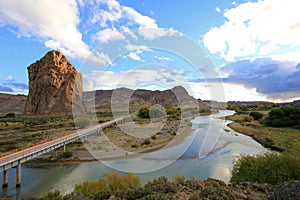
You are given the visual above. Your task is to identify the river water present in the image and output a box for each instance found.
[1,110,268,199]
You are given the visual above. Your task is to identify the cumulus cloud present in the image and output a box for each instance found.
[203,0,300,62]
[82,68,187,91]
[0,0,90,59]
[215,7,221,13]
[221,58,300,99]
[87,0,158,43]
[93,28,125,43]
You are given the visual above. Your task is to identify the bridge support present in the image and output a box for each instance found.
[16,164,21,187]
[2,170,8,188]
[63,144,66,152]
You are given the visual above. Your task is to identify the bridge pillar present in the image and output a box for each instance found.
[63,144,66,152]
[16,164,21,187]
[2,170,8,188]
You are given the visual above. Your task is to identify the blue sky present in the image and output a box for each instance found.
[0,0,299,102]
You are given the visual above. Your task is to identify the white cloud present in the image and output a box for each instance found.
[93,28,125,43]
[203,0,300,62]
[189,82,267,102]
[138,28,181,40]
[128,52,141,61]
[82,68,188,92]
[87,51,113,66]
[215,7,221,13]
[0,0,90,59]
[125,44,150,52]
[88,0,158,43]
[4,76,14,81]
[122,6,157,28]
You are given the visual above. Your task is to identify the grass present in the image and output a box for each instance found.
[0,112,113,154]
[226,113,300,155]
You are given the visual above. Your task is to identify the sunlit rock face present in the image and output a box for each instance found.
[24,50,83,115]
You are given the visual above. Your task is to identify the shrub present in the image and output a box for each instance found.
[60,151,73,158]
[250,111,263,120]
[74,173,140,196]
[41,189,61,200]
[143,176,176,195]
[4,112,16,118]
[74,179,106,196]
[231,153,300,185]
[74,117,90,128]
[173,174,185,183]
[142,138,151,145]
[243,115,253,122]
[137,108,150,118]
[151,135,157,140]
[264,105,300,127]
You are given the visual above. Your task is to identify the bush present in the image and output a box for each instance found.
[231,153,300,185]
[250,111,263,120]
[151,135,157,140]
[173,174,185,183]
[74,173,140,196]
[142,138,151,145]
[4,112,15,118]
[137,108,150,118]
[243,115,253,122]
[60,151,73,158]
[264,105,300,127]
[41,189,61,200]
[74,117,90,128]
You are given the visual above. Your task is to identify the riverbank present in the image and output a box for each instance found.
[225,113,300,155]
[24,110,215,167]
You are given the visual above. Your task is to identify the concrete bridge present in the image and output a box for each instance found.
[0,116,126,188]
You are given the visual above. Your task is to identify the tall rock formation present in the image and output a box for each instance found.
[24,50,84,115]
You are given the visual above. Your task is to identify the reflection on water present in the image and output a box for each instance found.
[1,110,267,199]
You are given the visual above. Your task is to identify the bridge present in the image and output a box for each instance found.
[0,116,126,188]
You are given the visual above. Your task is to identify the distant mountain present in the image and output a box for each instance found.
[0,93,27,114]
[227,101,275,107]
[0,86,210,115]
[83,86,210,113]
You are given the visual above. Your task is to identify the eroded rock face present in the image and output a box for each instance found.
[24,50,83,115]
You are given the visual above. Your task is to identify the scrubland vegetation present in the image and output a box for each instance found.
[227,104,300,185]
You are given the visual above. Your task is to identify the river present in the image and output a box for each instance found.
[1,110,268,199]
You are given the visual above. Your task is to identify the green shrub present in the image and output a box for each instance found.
[250,111,263,120]
[74,179,106,196]
[143,176,176,196]
[173,174,185,183]
[137,108,150,118]
[264,105,300,127]
[41,189,61,200]
[142,138,151,145]
[74,117,90,128]
[151,135,157,140]
[231,153,300,185]
[4,112,16,118]
[60,151,73,158]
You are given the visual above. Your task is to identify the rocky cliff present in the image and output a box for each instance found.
[24,50,84,115]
